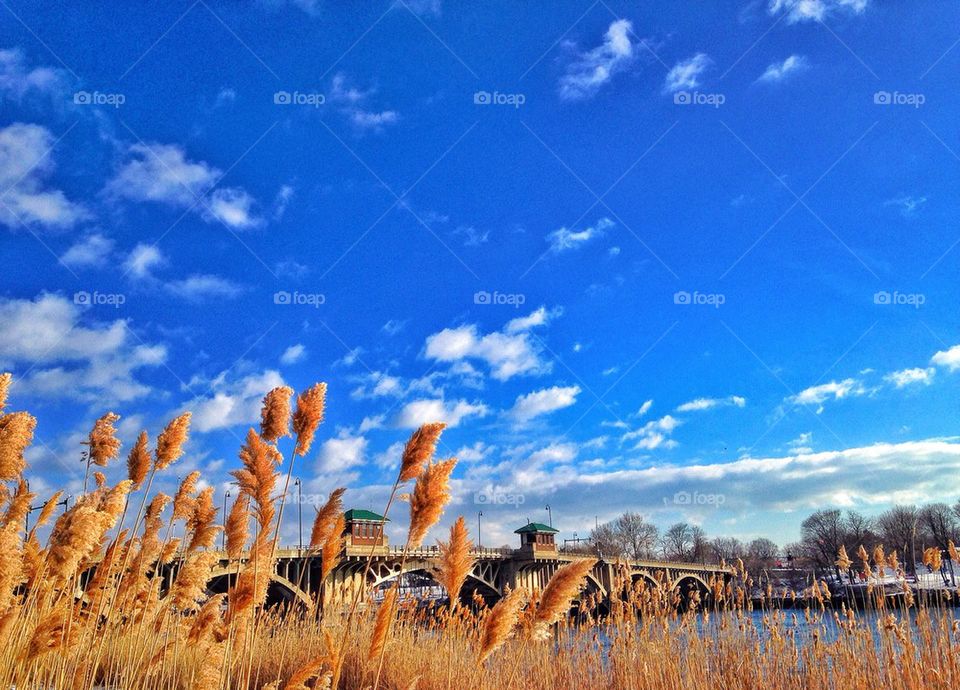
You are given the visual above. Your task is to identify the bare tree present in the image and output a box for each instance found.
[920,503,959,584]
[710,537,745,564]
[876,505,920,576]
[662,522,694,561]
[613,512,659,559]
[800,509,846,576]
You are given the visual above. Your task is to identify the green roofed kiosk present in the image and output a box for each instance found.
[343,509,389,547]
[515,522,559,555]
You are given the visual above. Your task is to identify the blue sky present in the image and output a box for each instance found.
[2,0,960,548]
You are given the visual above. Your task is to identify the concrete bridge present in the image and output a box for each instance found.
[194,544,734,610]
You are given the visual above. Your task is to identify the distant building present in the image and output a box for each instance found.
[515,522,558,555]
[343,509,388,547]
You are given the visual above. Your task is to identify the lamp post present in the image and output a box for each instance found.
[477,511,483,548]
[221,490,231,550]
[294,478,303,552]
[545,504,552,528]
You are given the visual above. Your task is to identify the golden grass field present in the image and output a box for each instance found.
[0,371,958,689]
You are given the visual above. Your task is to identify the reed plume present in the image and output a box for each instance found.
[186,486,220,551]
[155,412,191,470]
[478,587,526,664]
[0,372,11,412]
[232,429,281,529]
[225,494,251,558]
[170,551,217,611]
[127,430,151,488]
[0,411,35,480]
[399,423,445,483]
[407,458,457,549]
[434,515,475,606]
[309,487,345,549]
[530,559,597,641]
[835,545,852,571]
[172,470,201,522]
[86,412,121,467]
[261,385,294,442]
[292,383,326,456]
[320,513,345,581]
[368,587,398,663]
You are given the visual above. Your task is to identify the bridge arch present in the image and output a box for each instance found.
[206,568,314,610]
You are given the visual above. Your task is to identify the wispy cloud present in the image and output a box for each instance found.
[676,395,746,412]
[547,217,612,253]
[509,385,581,423]
[558,19,635,101]
[663,53,711,93]
[768,0,868,23]
[757,54,808,83]
[884,367,935,388]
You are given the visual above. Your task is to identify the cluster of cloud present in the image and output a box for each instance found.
[663,53,711,93]
[424,306,559,381]
[0,123,87,230]
[0,293,166,403]
[676,395,746,412]
[768,0,869,23]
[757,54,808,83]
[558,19,636,101]
[547,217,613,254]
[328,73,399,133]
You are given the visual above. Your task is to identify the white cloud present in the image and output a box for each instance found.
[61,233,113,268]
[123,244,166,278]
[885,195,927,218]
[0,48,67,101]
[192,369,286,432]
[931,345,960,372]
[165,274,242,301]
[663,53,711,93]
[351,371,404,399]
[757,54,808,83]
[402,0,442,16]
[392,398,489,429]
[316,433,367,473]
[527,442,578,466]
[328,73,399,132]
[505,306,559,333]
[510,385,581,422]
[425,310,556,381]
[676,395,746,412]
[884,367,935,388]
[547,217,612,253]
[635,400,654,417]
[107,142,262,229]
[280,344,305,365]
[788,378,868,413]
[622,415,681,451]
[382,319,406,336]
[768,0,868,23]
[0,123,87,230]
[559,19,635,101]
[456,441,493,463]
[0,293,166,403]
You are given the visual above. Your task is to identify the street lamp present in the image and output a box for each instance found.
[477,511,483,549]
[294,478,303,552]
[221,490,231,550]
[545,504,552,528]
